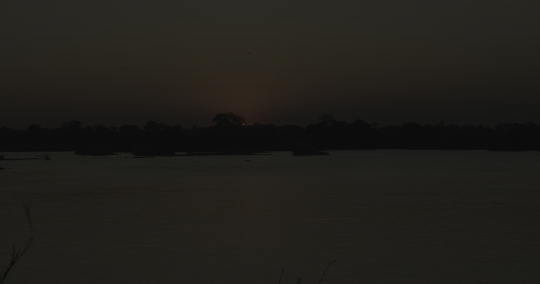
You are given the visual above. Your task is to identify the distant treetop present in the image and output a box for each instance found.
[212,112,246,127]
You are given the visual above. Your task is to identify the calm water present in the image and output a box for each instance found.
[1,150,539,283]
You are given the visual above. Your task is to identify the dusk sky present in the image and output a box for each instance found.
[1,0,539,128]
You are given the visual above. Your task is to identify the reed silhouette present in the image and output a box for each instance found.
[0,207,34,284]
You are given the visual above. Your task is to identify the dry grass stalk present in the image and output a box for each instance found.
[0,207,34,284]
[280,260,336,284]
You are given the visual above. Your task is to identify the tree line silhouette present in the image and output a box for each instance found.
[1,113,540,155]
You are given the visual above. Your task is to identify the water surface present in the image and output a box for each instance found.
[1,151,539,283]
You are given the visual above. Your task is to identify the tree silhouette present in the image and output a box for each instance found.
[2,116,540,153]
[212,112,246,127]
[61,120,82,132]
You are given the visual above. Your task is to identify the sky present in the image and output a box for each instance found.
[1,0,540,128]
